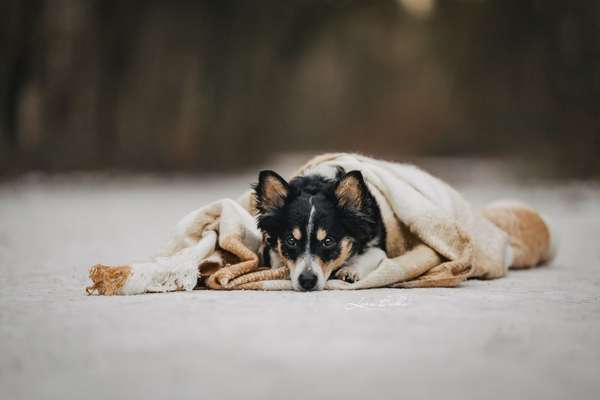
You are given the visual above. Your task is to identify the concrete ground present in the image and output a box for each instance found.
[1,160,599,400]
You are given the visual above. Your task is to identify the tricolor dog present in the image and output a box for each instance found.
[254,168,386,291]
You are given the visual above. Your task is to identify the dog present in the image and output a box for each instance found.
[253,168,387,291]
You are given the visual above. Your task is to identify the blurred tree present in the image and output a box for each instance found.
[1,0,599,177]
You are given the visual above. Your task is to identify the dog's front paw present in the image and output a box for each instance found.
[335,266,362,283]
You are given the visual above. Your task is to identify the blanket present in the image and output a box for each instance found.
[86,153,555,295]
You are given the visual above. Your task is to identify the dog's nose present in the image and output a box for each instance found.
[298,271,318,291]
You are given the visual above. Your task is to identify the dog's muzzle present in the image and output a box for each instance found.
[298,271,318,291]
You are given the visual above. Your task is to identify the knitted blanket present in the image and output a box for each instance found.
[86,153,555,295]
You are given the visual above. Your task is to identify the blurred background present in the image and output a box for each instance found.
[1,0,599,178]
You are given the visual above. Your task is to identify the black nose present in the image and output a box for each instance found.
[298,271,318,291]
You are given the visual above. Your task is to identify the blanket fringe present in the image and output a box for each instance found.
[86,264,132,295]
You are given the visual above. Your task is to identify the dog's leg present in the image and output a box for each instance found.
[335,247,386,283]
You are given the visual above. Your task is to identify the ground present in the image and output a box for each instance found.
[1,159,599,400]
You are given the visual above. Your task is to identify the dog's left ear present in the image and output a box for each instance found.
[254,170,290,214]
[334,170,367,212]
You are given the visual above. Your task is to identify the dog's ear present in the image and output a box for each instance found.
[334,170,367,212]
[254,170,289,214]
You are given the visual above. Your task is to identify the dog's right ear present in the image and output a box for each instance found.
[334,170,367,212]
[254,170,289,214]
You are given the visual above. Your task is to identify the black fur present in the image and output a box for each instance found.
[253,168,386,271]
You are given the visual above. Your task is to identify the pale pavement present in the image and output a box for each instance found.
[1,161,599,400]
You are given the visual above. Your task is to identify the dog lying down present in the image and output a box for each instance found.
[86,153,556,295]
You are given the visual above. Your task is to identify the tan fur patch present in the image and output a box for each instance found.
[315,239,353,278]
[292,227,302,240]
[316,228,327,241]
[335,176,362,209]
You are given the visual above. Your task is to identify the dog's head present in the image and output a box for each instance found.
[254,169,380,291]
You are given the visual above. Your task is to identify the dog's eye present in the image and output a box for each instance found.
[285,235,297,247]
[322,236,336,248]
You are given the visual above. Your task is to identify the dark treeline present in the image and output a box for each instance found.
[1,0,599,177]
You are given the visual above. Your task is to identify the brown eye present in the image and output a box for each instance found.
[286,234,297,247]
[322,236,336,248]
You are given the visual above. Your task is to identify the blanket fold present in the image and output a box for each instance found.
[86,153,555,295]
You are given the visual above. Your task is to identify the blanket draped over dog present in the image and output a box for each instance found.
[86,153,555,295]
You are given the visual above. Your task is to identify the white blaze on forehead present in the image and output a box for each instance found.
[306,197,316,254]
[299,198,318,273]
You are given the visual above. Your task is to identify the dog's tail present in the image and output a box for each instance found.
[482,201,557,269]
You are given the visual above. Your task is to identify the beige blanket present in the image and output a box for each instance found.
[86,153,555,295]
